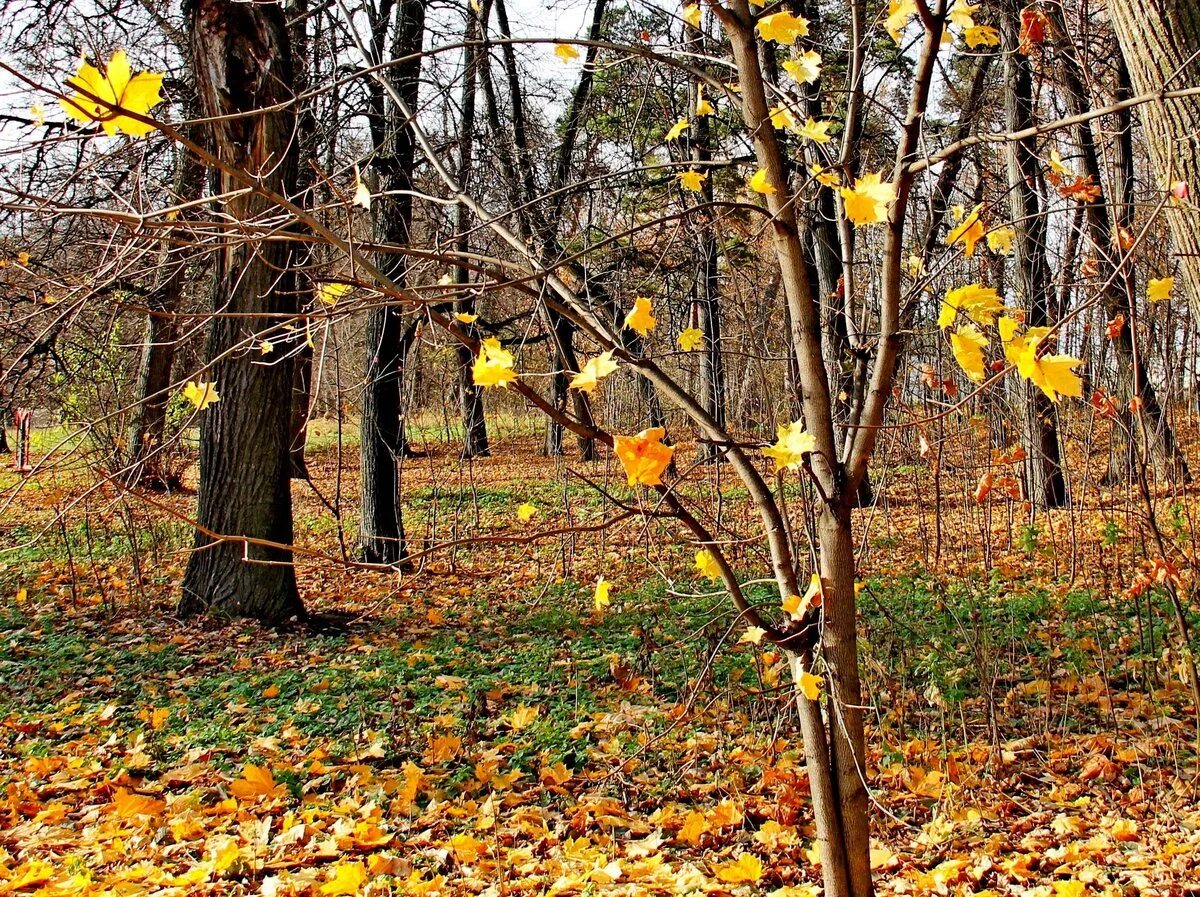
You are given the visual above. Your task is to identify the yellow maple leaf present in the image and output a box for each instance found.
[946,203,985,256]
[614,427,674,486]
[695,549,722,580]
[748,167,776,195]
[782,573,823,620]
[740,626,766,644]
[678,810,710,845]
[508,704,540,731]
[182,380,219,410]
[112,787,165,819]
[678,169,707,191]
[783,50,822,84]
[30,104,45,126]
[948,0,978,28]
[554,43,580,62]
[795,117,832,144]
[517,502,537,522]
[1016,338,1083,402]
[769,104,798,130]
[938,283,1003,329]
[810,163,840,187]
[714,853,764,883]
[950,324,988,383]
[320,861,368,896]
[318,282,351,306]
[840,172,896,226]
[678,327,704,350]
[569,350,619,392]
[964,24,1001,47]
[472,337,518,388]
[454,312,479,324]
[682,3,702,29]
[259,339,274,355]
[757,11,809,43]
[593,576,612,612]
[665,118,690,141]
[798,670,824,701]
[885,0,917,40]
[1147,276,1174,302]
[624,296,658,335]
[695,90,714,116]
[1053,882,1086,897]
[229,763,284,801]
[986,226,1014,255]
[761,420,815,472]
[449,833,486,864]
[61,51,163,137]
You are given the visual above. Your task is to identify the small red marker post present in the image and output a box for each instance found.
[12,409,33,473]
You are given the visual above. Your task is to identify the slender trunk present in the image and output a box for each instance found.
[289,0,316,479]
[179,0,303,623]
[360,0,425,565]
[1107,0,1200,320]
[1002,5,1068,508]
[454,0,491,459]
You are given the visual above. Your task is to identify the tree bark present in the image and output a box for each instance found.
[1002,5,1068,508]
[179,0,304,623]
[360,0,425,566]
[1108,0,1200,320]
[1050,19,1188,483]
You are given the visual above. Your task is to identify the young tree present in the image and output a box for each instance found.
[178,0,304,622]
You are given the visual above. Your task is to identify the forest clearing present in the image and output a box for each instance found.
[4,0,1200,894]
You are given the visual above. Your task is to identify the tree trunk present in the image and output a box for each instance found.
[454,0,491,459]
[179,0,304,623]
[360,0,425,566]
[1003,5,1068,508]
[1050,21,1188,482]
[124,121,204,488]
[1108,0,1200,320]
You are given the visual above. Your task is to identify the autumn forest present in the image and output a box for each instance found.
[2,0,1200,894]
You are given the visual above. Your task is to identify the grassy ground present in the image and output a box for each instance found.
[1,431,1198,895]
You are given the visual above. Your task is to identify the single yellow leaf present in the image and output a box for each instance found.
[946,203,985,256]
[695,548,722,580]
[614,427,674,486]
[569,350,619,392]
[795,117,832,144]
[761,420,815,472]
[840,172,896,226]
[352,166,371,210]
[986,226,1014,255]
[593,576,612,612]
[624,297,658,335]
[782,50,822,84]
[472,337,518,388]
[714,853,764,883]
[682,3,702,28]
[1147,276,1174,302]
[938,282,1003,329]
[182,380,219,410]
[885,0,918,40]
[508,704,539,731]
[964,24,1001,48]
[798,670,824,701]
[758,11,809,43]
[665,118,690,141]
[60,51,164,137]
[516,502,537,522]
[320,861,368,896]
[769,104,798,129]
[112,787,165,819]
[678,168,707,191]
[229,763,284,801]
[454,312,479,323]
[748,167,776,195]
[950,324,988,383]
[318,282,351,306]
[678,327,704,350]
[554,44,580,62]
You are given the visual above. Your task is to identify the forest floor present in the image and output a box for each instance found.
[1,431,1199,896]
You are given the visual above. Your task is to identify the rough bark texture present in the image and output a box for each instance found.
[1003,5,1068,509]
[360,0,425,565]
[1108,0,1200,320]
[178,0,304,623]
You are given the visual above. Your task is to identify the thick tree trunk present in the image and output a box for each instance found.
[1003,6,1068,508]
[179,0,304,623]
[1108,0,1200,320]
[360,0,425,565]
